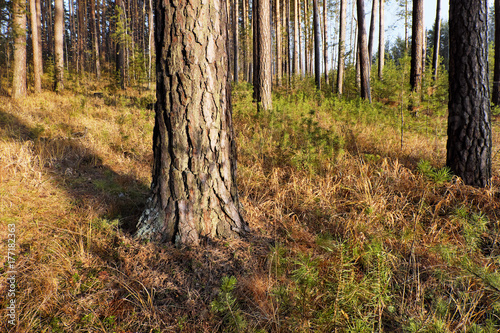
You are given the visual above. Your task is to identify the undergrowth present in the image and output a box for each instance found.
[1,76,500,332]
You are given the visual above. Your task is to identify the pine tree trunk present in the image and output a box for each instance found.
[233,0,239,83]
[447,0,491,187]
[136,0,248,246]
[36,0,43,75]
[148,0,153,89]
[410,0,423,94]
[54,0,64,91]
[90,0,101,80]
[298,0,302,76]
[378,0,385,79]
[12,0,27,98]
[252,0,260,101]
[322,0,328,84]
[337,0,346,95]
[276,0,282,86]
[258,0,272,110]
[293,0,299,77]
[492,0,500,105]
[368,0,378,63]
[313,0,321,89]
[357,0,371,102]
[30,0,41,93]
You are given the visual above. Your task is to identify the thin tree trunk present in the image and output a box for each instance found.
[54,0,64,91]
[30,0,41,93]
[313,0,321,88]
[91,0,101,79]
[337,0,346,95]
[492,0,500,106]
[322,0,328,84]
[410,0,424,94]
[148,0,154,89]
[432,0,442,82]
[12,0,27,98]
[234,0,239,83]
[257,0,272,110]
[293,0,299,77]
[357,0,371,102]
[304,0,309,76]
[378,0,385,79]
[447,0,491,187]
[368,0,378,63]
[35,0,43,76]
[298,0,302,76]
[253,0,260,101]
[276,0,282,85]
[136,0,248,246]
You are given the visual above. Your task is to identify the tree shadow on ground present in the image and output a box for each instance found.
[0,107,147,231]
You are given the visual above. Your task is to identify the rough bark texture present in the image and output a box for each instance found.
[30,0,41,93]
[492,0,500,105]
[252,0,260,101]
[378,0,384,79]
[12,0,27,98]
[410,0,423,93]
[136,0,248,246]
[447,0,492,187]
[313,0,321,89]
[337,0,346,95]
[257,0,272,110]
[90,0,101,79]
[322,0,327,84]
[54,0,64,91]
[357,0,371,102]
[36,0,43,75]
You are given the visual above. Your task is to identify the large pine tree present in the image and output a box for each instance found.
[447,0,492,187]
[136,0,248,245]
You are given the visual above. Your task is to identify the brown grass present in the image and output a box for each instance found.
[1,80,500,332]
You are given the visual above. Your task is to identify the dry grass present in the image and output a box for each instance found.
[1,79,500,332]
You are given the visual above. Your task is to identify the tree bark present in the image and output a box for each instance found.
[148,0,154,89]
[233,0,239,83]
[30,0,41,93]
[54,0,64,91]
[410,0,423,94]
[276,0,282,86]
[337,0,346,95]
[252,0,260,101]
[255,0,272,110]
[322,0,328,84]
[90,0,101,80]
[378,0,385,79]
[357,0,371,102]
[293,0,299,77]
[368,0,378,63]
[447,0,492,187]
[12,0,27,98]
[136,0,248,246]
[35,0,42,75]
[492,0,500,105]
[313,0,321,89]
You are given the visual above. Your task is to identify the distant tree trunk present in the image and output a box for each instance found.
[256,0,272,110]
[368,0,378,63]
[357,0,371,102]
[322,0,328,84]
[36,0,42,75]
[337,0,346,95]
[285,0,291,84]
[253,0,260,101]
[78,0,85,74]
[136,0,248,246]
[30,0,41,93]
[276,0,282,86]
[304,0,309,76]
[378,0,385,79]
[116,0,126,89]
[233,0,239,83]
[54,0,64,91]
[90,0,101,79]
[293,0,299,77]
[148,0,153,89]
[410,0,423,94]
[447,0,491,187]
[12,0,27,98]
[492,0,500,106]
[298,0,302,76]
[313,0,321,89]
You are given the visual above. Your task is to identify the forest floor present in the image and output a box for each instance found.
[2,78,500,332]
